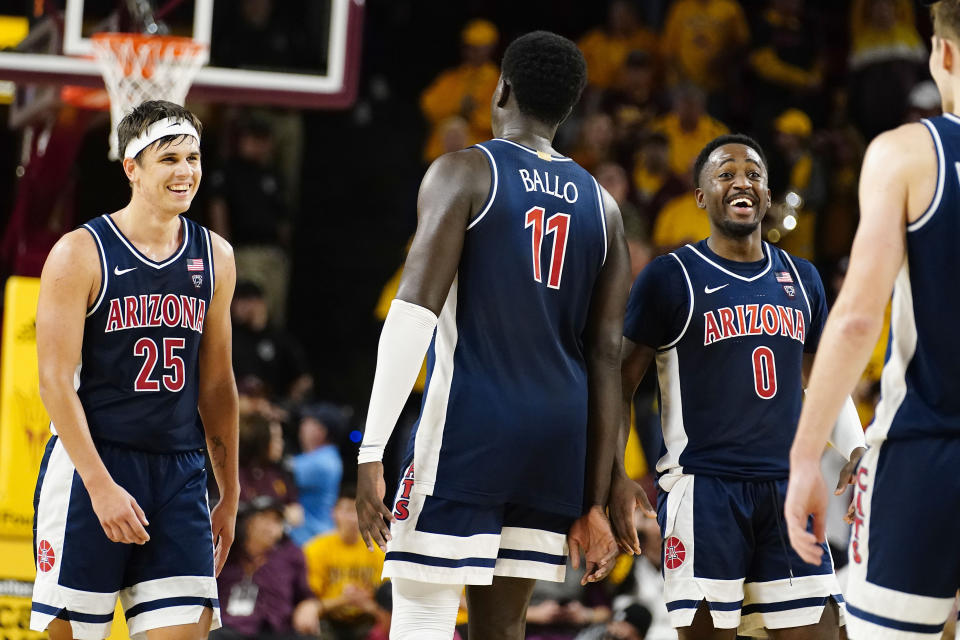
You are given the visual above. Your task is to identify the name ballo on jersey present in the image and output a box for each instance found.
[104,294,206,334]
[703,303,805,346]
[517,169,579,203]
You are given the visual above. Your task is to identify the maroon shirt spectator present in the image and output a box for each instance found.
[213,497,320,640]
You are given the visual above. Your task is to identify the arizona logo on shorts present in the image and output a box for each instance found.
[37,540,56,573]
[664,536,686,570]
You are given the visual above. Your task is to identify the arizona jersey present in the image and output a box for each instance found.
[406,138,608,517]
[625,240,827,484]
[870,114,960,444]
[71,214,215,452]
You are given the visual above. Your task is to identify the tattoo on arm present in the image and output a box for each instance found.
[209,435,227,470]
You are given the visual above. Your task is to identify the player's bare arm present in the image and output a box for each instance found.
[198,231,240,576]
[568,187,629,584]
[608,337,657,556]
[356,148,489,552]
[786,123,933,564]
[37,230,150,545]
[799,353,866,496]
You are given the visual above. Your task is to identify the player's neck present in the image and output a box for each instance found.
[112,203,183,253]
[496,119,558,155]
[706,233,764,262]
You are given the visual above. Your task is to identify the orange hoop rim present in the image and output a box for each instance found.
[90,32,207,55]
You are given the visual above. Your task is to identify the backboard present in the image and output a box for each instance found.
[0,0,364,111]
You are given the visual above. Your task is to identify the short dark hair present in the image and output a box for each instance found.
[693,134,768,189]
[117,99,203,162]
[932,1,960,41]
[501,31,586,126]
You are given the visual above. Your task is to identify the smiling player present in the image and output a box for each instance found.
[613,134,864,639]
[31,100,239,640]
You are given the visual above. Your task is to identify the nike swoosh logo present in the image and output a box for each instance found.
[114,266,137,276]
[704,284,729,294]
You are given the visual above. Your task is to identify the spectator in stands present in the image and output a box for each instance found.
[748,0,826,124]
[652,84,729,179]
[238,412,304,528]
[578,0,659,91]
[848,0,927,140]
[815,89,866,265]
[574,603,652,640]
[304,484,386,640]
[600,50,665,163]
[661,0,750,118]
[631,132,688,228]
[232,280,314,404]
[213,496,321,640]
[420,19,500,162]
[208,113,293,325]
[595,161,640,223]
[767,108,825,261]
[525,560,613,639]
[570,112,616,174]
[651,171,710,253]
[288,403,345,545]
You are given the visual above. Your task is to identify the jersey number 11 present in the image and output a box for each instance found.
[524,206,570,289]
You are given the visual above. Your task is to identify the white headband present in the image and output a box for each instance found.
[123,116,201,159]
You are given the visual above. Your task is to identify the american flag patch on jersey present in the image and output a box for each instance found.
[775,271,793,283]
[187,258,204,271]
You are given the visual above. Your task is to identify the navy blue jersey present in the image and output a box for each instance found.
[406,138,608,517]
[871,115,960,443]
[73,214,215,452]
[625,240,827,481]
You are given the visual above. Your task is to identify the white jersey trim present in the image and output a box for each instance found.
[492,138,572,161]
[82,224,109,317]
[779,250,812,319]
[101,214,190,269]
[467,145,499,230]
[867,262,916,444]
[592,177,608,266]
[661,253,694,350]
[654,348,689,480]
[685,242,773,282]
[908,120,945,233]
[203,227,215,295]
[412,275,460,495]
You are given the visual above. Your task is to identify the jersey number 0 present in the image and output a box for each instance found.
[524,206,570,289]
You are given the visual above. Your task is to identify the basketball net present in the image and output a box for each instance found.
[90,33,207,160]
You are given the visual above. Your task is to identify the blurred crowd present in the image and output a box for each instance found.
[196,0,938,638]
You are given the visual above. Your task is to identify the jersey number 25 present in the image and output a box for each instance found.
[134,337,186,392]
[524,206,570,289]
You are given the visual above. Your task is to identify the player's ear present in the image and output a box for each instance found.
[934,35,955,74]
[496,79,511,109]
[695,188,706,209]
[122,157,138,183]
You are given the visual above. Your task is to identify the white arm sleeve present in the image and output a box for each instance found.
[826,396,866,461]
[358,299,438,465]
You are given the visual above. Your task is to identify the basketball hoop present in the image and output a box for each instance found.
[89,32,206,159]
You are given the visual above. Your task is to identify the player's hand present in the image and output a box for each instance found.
[86,477,150,545]
[784,458,828,566]
[357,461,394,552]
[210,496,237,577]
[835,446,866,495]
[609,469,656,556]
[568,505,619,585]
